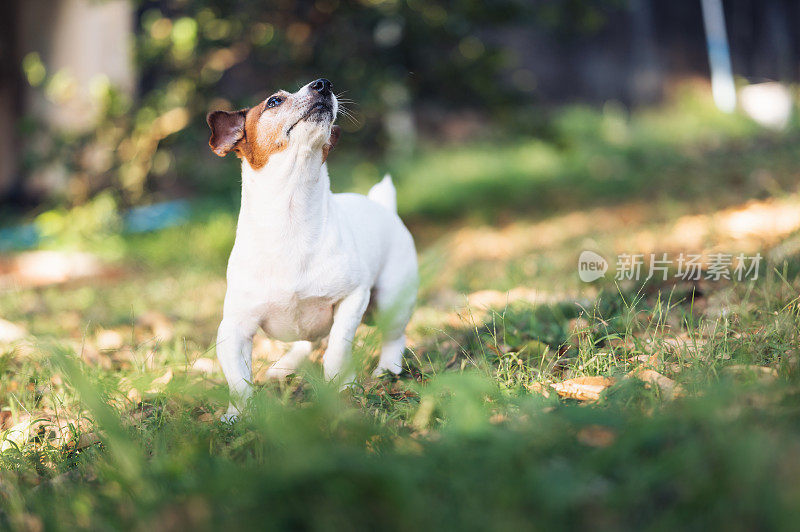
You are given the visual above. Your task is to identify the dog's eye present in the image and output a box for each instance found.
[266,96,284,109]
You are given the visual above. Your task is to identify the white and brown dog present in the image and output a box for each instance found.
[207,79,418,420]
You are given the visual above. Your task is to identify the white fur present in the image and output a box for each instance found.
[215,84,418,421]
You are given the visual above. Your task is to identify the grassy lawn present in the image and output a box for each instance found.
[2,91,800,530]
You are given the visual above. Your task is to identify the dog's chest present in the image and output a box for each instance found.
[230,250,358,342]
[259,294,336,342]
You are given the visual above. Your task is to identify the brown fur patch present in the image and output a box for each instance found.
[321,125,341,163]
[237,102,288,169]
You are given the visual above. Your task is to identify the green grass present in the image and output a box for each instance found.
[3,88,800,529]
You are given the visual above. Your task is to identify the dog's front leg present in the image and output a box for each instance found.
[323,287,371,383]
[216,318,257,421]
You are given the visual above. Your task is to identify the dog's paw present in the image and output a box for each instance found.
[335,374,358,392]
[220,405,240,424]
[372,365,402,378]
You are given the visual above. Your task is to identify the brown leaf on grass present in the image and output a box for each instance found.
[252,334,283,363]
[5,413,96,450]
[489,413,507,425]
[551,376,616,402]
[95,329,124,351]
[69,432,102,451]
[0,318,26,345]
[0,411,11,431]
[526,381,552,398]
[76,342,112,369]
[629,352,660,367]
[466,287,546,309]
[577,425,617,448]
[190,357,216,376]
[629,368,685,399]
[110,346,136,370]
[1,418,33,451]
[607,336,637,352]
[7,340,36,361]
[568,317,590,333]
[16,514,42,532]
[722,365,778,383]
[137,311,174,342]
[662,333,707,354]
[567,317,591,348]
[0,250,116,290]
[146,369,174,393]
[127,388,143,404]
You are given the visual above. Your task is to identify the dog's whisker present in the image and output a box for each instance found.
[337,108,361,125]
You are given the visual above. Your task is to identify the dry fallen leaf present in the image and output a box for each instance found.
[0,250,106,289]
[137,311,174,342]
[551,376,616,402]
[662,333,708,354]
[191,357,216,376]
[1,418,33,452]
[95,329,124,351]
[252,334,284,362]
[489,413,507,425]
[0,411,12,430]
[466,287,545,309]
[147,369,174,393]
[577,425,617,448]
[629,352,660,367]
[77,342,112,369]
[607,336,637,352]
[127,388,143,404]
[526,381,552,398]
[69,432,102,451]
[568,317,590,333]
[567,317,592,348]
[629,368,685,399]
[0,318,26,345]
[722,365,778,383]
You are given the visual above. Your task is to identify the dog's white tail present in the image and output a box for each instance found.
[367,174,397,213]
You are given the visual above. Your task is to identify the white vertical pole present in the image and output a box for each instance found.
[700,0,736,112]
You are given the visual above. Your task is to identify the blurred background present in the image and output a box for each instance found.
[2,0,800,316]
[2,0,800,218]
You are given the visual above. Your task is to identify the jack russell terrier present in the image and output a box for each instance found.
[207,78,418,420]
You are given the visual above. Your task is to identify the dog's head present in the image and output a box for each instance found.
[206,78,341,169]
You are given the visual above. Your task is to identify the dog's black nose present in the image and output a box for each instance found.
[311,78,332,96]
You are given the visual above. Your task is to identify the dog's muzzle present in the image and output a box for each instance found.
[306,78,334,121]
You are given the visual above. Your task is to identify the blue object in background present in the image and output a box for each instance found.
[0,199,192,252]
[0,224,40,252]
[123,200,190,234]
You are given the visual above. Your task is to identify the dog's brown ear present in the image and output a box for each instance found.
[207,109,248,157]
[322,125,341,163]
[329,125,341,150]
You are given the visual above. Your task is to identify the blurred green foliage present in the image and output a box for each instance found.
[18,0,632,210]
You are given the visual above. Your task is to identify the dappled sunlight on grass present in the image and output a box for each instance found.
[421,193,800,297]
